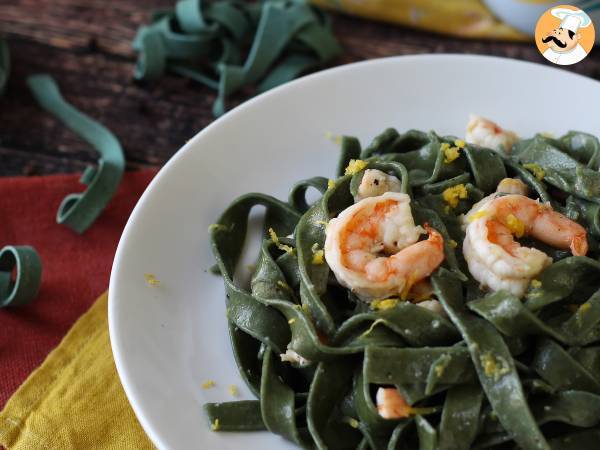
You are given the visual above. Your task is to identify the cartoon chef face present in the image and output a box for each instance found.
[542,26,581,53]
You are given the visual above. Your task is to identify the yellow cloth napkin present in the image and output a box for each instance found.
[313,0,529,40]
[0,292,154,450]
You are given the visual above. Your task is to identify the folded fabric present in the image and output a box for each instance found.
[313,0,529,40]
[0,170,155,408]
[0,292,154,449]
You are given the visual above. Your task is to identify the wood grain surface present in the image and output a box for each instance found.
[2,0,600,177]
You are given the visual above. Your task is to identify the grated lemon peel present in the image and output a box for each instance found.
[505,214,525,238]
[144,273,160,286]
[311,243,325,265]
[211,418,220,431]
[442,184,468,209]
[327,179,336,190]
[344,159,368,176]
[468,210,488,223]
[202,380,216,389]
[325,131,342,145]
[480,352,510,381]
[523,163,545,181]
[530,279,542,289]
[441,142,461,164]
[370,298,400,310]
[268,228,295,254]
[229,385,239,397]
[277,280,292,292]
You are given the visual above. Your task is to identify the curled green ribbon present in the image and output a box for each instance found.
[0,246,42,308]
[27,75,125,234]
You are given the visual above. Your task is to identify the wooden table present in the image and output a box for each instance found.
[2,0,600,177]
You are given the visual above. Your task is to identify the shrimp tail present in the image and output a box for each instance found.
[423,223,444,247]
[571,233,588,256]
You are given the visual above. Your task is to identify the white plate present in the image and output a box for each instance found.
[109,54,600,450]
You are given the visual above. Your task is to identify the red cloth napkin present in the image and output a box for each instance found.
[0,169,156,407]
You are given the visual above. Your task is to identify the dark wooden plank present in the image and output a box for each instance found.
[1,0,600,177]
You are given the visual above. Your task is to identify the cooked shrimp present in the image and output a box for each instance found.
[324,192,445,300]
[464,194,588,297]
[466,115,518,153]
[355,169,402,201]
[463,178,529,226]
[376,388,412,419]
[496,178,528,196]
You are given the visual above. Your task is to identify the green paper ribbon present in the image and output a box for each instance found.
[27,74,125,234]
[0,246,42,308]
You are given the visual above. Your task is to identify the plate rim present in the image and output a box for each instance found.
[108,53,599,449]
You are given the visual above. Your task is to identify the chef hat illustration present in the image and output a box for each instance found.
[551,7,592,33]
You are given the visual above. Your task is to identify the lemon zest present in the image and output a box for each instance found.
[288,318,296,324]
[506,214,525,238]
[277,280,292,292]
[211,418,220,431]
[468,210,488,223]
[441,142,461,164]
[327,179,336,190]
[228,385,239,397]
[370,298,400,310]
[530,279,542,289]
[202,380,216,389]
[344,159,368,176]
[449,239,458,249]
[311,243,325,265]
[268,227,294,254]
[144,273,160,286]
[325,131,342,145]
[454,139,466,148]
[480,352,510,381]
[442,184,468,209]
[523,163,545,181]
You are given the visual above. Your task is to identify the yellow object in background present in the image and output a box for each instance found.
[312,0,530,40]
[0,293,154,450]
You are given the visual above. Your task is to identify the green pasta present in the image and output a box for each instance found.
[27,75,125,234]
[133,0,340,117]
[207,127,600,449]
[0,245,42,308]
